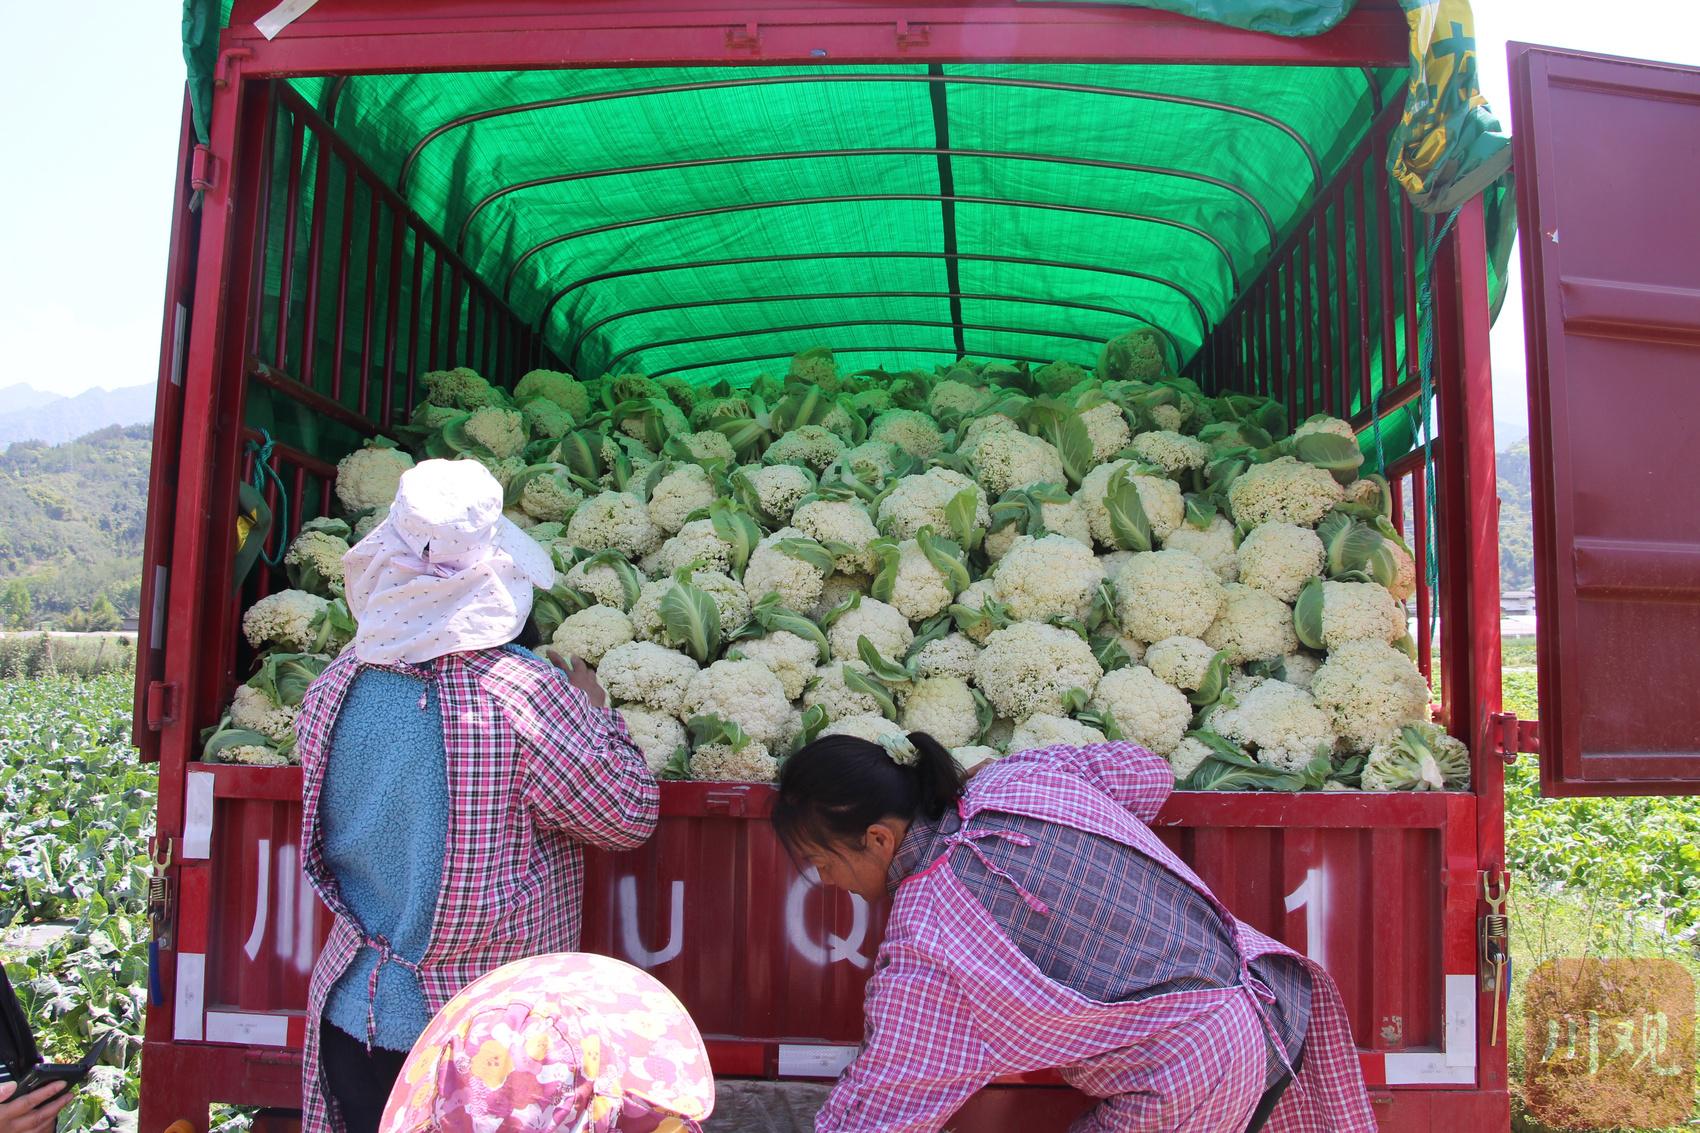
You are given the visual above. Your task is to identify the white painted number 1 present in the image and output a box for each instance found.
[1283,867,1328,969]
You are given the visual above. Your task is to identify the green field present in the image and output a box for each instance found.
[2,669,1696,1131]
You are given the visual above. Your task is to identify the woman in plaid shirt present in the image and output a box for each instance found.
[295,461,660,1133]
[774,731,1376,1133]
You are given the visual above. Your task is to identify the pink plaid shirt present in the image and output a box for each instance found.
[295,646,659,1133]
[816,742,1377,1133]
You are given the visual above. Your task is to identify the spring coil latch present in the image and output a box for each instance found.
[1479,868,1511,1045]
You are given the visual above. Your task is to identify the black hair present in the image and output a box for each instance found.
[772,730,964,857]
[513,617,544,650]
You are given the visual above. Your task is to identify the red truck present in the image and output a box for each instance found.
[130,3,1700,1129]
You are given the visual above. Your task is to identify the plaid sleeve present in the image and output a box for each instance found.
[1002,740,1174,822]
[500,658,660,849]
[815,937,994,1133]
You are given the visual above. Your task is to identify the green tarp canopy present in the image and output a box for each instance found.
[185,0,1511,475]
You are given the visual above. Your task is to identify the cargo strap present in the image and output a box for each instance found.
[246,430,291,568]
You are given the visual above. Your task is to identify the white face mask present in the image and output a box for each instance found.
[341,459,555,665]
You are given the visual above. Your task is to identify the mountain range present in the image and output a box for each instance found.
[0,383,156,446]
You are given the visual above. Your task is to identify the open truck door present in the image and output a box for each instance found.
[1510,43,1700,795]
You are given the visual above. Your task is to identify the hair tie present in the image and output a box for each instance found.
[878,732,919,767]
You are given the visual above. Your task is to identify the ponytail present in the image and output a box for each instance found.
[772,730,964,856]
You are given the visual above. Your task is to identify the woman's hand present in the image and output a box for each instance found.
[547,650,608,709]
[0,1081,73,1133]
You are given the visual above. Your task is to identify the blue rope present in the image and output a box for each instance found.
[1415,207,1462,629]
[247,429,290,567]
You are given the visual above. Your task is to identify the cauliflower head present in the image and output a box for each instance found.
[648,465,717,536]
[928,380,993,417]
[1080,402,1133,464]
[1130,430,1210,475]
[691,739,779,783]
[826,596,913,663]
[992,534,1105,623]
[742,528,829,613]
[679,431,736,463]
[551,605,634,666]
[1160,514,1239,584]
[617,707,687,774]
[1293,415,1357,443]
[1317,580,1406,649]
[877,469,988,542]
[1009,713,1106,754]
[1167,735,1215,782]
[974,622,1103,722]
[1077,461,1184,548]
[597,641,701,715]
[562,556,641,612]
[1089,665,1189,756]
[900,676,981,749]
[567,492,662,558]
[1144,636,1217,691]
[241,590,329,652]
[335,443,414,513]
[910,632,981,681]
[1362,721,1470,791]
[681,659,792,744]
[631,571,750,643]
[1227,457,1345,528]
[1208,679,1336,773]
[766,426,846,470]
[810,571,874,622]
[230,684,297,743]
[974,429,1065,499]
[839,442,899,485]
[1113,550,1225,642]
[1309,639,1431,751]
[734,629,820,700]
[421,366,503,410]
[884,539,956,622]
[792,500,880,575]
[1280,651,1322,691]
[520,398,575,441]
[745,464,814,523]
[285,530,349,589]
[654,519,736,577]
[464,406,527,460]
[1237,523,1324,602]
[820,713,907,745]
[518,474,584,525]
[869,410,946,459]
[514,369,590,420]
[1203,582,1297,665]
[952,745,1003,773]
[803,661,886,722]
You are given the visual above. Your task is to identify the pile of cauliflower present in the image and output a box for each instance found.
[211,335,1462,793]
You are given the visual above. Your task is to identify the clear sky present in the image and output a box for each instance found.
[0,0,1693,425]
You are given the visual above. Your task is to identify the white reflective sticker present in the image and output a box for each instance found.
[182,771,215,859]
[254,0,320,39]
[776,1044,857,1079]
[173,952,205,1042]
[205,1011,290,1047]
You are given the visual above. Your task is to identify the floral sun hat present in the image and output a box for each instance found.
[378,953,713,1133]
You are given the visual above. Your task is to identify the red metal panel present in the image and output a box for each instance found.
[1509,42,1700,795]
[221,0,1409,72]
[133,91,200,760]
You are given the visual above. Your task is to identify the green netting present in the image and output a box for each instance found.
[263,63,1397,390]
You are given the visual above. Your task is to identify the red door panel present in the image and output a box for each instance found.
[1510,42,1700,795]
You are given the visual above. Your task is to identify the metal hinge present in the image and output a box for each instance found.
[190,144,215,192]
[146,681,179,731]
[896,20,932,47]
[1491,712,1539,763]
[725,22,760,50]
[213,46,253,89]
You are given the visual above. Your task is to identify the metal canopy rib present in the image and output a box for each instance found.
[568,290,1173,370]
[602,317,1109,372]
[453,147,1279,255]
[536,251,1213,339]
[502,193,1241,300]
[927,64,967,359]
[399,72,1322,192]
[649,345,1064,379]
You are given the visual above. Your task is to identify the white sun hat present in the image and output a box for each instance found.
[341,458,555,664]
